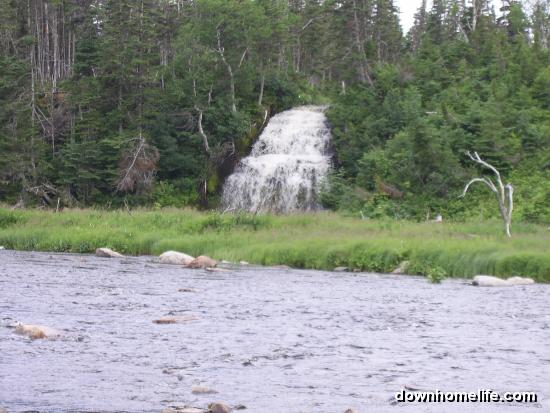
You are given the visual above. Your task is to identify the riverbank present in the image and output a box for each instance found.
[1,208,549,281]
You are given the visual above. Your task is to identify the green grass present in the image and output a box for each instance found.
[1,207,550,281]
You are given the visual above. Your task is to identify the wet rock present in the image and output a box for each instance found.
[344,409,358,413]
[95,248,124,258]
[162,408,205,413]
[506,276,535,286]
[153,315,199,325]
[205,267,231,273]
[179,288,197,293]
[14,324,61,340]
[188,256,217,269]
[192,386,218,395]
[333,267,349,272]
[472,275,508,287]
[208,403,231,413]
[233,406,247,411]
[159,251,195,266]
[392,261,409,275]
[239,261,249,266]
[0,246,5,250]
[472,275,535,287]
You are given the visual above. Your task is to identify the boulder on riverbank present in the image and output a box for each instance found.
[159,251,195,266]
[95,247,124,258]
[14,324,61,340]
[472,275,535,287]
[188,255,217,269]
[392,261,410,275]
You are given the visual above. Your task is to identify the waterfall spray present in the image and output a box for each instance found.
[222,106,331,213]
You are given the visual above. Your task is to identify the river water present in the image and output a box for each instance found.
[1,250,548,413]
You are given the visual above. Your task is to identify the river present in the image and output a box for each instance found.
[1,250,548,412]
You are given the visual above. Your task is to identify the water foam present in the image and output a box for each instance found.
[222,106,331,213]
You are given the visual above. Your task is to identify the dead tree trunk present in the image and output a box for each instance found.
[460,151,514,237]
[216,28,237,113]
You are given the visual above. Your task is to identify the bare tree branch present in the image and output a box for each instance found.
[461,151,514,237]
[460,177,497,197]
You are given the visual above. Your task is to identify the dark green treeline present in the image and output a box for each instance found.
[0,0,549,222]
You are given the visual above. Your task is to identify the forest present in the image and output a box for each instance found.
[0,0,549,223]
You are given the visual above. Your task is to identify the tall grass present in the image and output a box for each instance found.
[1,207,549,281]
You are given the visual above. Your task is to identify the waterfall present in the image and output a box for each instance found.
[222,105,331,213]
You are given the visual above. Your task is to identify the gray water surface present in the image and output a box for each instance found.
[1,250,549,413]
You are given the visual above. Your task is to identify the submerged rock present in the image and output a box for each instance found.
[153,315,199,325]
[205,267,231,273]
[191,386,218,395]
[159,251,195,266]
[208,403,231,413]
[14,324,61,340]
[162,408,205,413]
[179,288,197,293]
[472,275,535,287]
[95,248,124,258]
[272,265,290,270]
[188,256,217,269]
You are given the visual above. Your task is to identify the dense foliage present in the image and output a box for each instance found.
[0,0,549,222]
[325,0,550,222]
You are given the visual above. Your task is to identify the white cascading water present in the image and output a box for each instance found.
[222,105,331,213]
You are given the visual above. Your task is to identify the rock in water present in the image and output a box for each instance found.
[95,248,124,258]
[159,251,195,266]
[208,403,231,413]
[188,256,217,269]
[505,276,535,286]
[344,409,359,413]
[14,324,61,340]
[153,315,199,325]
[191,386,218,395]
[472,275,535,287]
[333,266,349,272]
[0,246,5,250]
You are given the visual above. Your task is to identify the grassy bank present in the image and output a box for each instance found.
[1,208,549,281]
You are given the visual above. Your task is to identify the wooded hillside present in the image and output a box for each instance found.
[0,1,549,222]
